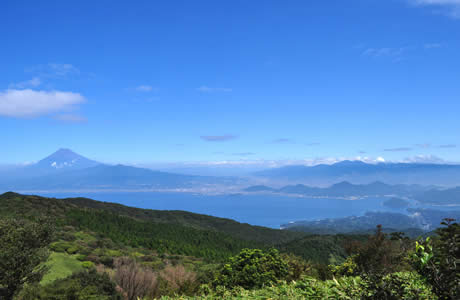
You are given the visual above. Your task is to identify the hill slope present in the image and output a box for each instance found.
[0,192,367,265]
[0,192,302,251]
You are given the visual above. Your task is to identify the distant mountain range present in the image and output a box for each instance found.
[0,149,242,191]
[244,181,460,207]
[414,186,460,205]
[3,150,460,195]
[244,181,432,198]
[254,160,460,186]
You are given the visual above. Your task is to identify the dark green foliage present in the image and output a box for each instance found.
[0,192,302,246]
[65,209,261,260]
[342,225,418,299]
[375,272,437,300]
[20,269,121,300]
[412,219,460,299]
[3,192,452,299]
[352,225,406,277]
[63,195,303,245]
[281,253,311,282]
[213,248,289,289]
[0,218,53,300]
[277,233,367,265]
[0,192,355,265]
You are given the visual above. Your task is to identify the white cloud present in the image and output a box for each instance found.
[414,0,460,4]
[0,89,85,118]
[363,47,406,58]
[135,85,155,92]
[411,0,460,18]
[402,154,446,163]
[9,77,41,89]
[27,63,80,78]
[439,144,456,148]
[197,86,232,93]
[47,63,80,76]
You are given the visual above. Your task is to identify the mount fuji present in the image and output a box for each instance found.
[0,149,241,191]
[32,148,101,173]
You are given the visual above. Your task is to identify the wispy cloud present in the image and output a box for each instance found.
[28,63,80,78]
[9,77,41,89]
[48,63,80,76]
[415,143,431,148]
[0,89,85,118]
[135,85,157,92]
[384,147,413,152]
[196,86,232,93]
[271,138,295,144]
[200,135,238,142]
[410,0,460,18]
[175,156,389,168]
[363,47,406,58]
[424,43,443,49]
[360,43,442,60]
[52,114,87,123]
[439,144,457,148]
[306,142,320,146]
[232,152,255,156]
[402,154,446,163]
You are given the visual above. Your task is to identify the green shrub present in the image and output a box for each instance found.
[0,218,53,299]
[375,272,437,299]
[105,249,122,257]
[66,246,79,254]
[21,269,121,300]
[281,253,311,281]
[330,255,358,277]
[412,219,460,299]
[49,241,72,253]
[75,254,87,261]
[74,231,96,242]
[82,261,95,269]
[213,248,289,289]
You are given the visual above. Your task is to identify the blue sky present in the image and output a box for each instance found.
[1,0,459,167]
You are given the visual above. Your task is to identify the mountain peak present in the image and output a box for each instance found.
[331,181,354,187]
[333,160,368,167]
[51,148,79,156]
[35,148,100,171]
[56,147,75,153]
[44,148,85,162]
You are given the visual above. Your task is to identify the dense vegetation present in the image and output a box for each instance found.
[0,192,459,299]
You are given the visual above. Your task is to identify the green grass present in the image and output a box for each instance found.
[40,252,84,285]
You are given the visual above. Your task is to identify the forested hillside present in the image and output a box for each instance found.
[0,192,458,299]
